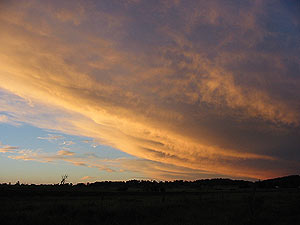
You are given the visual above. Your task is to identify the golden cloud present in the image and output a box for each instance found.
[57,150,75,156]
[0,144,19,153]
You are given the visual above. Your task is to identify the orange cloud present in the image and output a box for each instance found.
[81,176,95,180]
[57,150,75,156]
[0,143,19,153]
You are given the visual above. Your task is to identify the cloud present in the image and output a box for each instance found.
[0,115,9,123]
[8,148,118,173]
[0,0,300,180]
[81,176,95,180]
[57,150,75,156]
[82,140,99,148]
[37,134,64,141]
[0,144,19,153]
[0,114,21,126]
[61,140,75,146]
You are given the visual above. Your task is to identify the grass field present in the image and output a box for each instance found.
[1,188,299,225]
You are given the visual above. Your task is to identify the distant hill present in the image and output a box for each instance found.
[257,175,300,188]
[1,175,299,191]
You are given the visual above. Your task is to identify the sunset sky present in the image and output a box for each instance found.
[0,0,299,184]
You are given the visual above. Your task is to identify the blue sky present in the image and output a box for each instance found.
[0,122,140,184]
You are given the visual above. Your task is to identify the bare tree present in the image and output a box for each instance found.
[60,174,68,185]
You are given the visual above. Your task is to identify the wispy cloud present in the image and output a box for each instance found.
[57,150,75,156]
[0,143,19,153]
[81,176,95,181]
[37,134,64,141]
[0,114,21,126]
[61,140,75,146]
[0,115,10,123]
[8,148,118,173]
[82,140,98,148]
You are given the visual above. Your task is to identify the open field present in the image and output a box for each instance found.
[1,187,299,225]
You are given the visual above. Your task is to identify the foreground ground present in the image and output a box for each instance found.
[0,187,299,225]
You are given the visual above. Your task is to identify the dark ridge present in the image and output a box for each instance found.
[1,175,299,193]
[257,175,300,188]
[1,175,299,225]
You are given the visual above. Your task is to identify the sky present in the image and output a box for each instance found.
[0,0,300,184]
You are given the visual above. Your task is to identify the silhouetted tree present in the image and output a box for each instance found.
[60,174,68,185]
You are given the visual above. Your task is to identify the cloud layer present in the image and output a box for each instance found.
[0,142,19,153]
[0,0,299,179]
